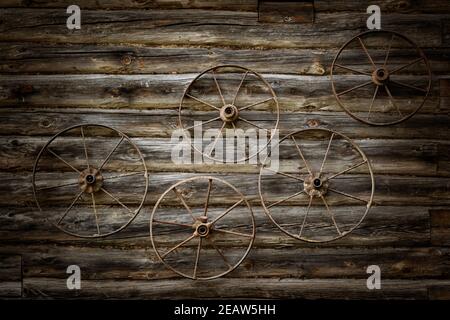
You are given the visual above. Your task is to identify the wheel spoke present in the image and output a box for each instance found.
[383,33,394,67]
[193,237,202,279]
[184,116,221,131]
[238,97,274,111]
[320,195,342,235]
[298,196,313,237]
[91,193,100,235]
[262,166,304,182]
[208,238,233,269]
[326,160,367,181]
[328,187,369,204]
[203,178,212,217]
[210,199,244,225]
[232,71,249,105]
[367,85,379,120]
[337,81,373,96]
[390,57,424,75]
[100,187,134,214]
[153,219,192,228]
[206,122,226,157]
[98,136,124,171]
[291,136,313,176]
[267,190,305,208]
[185,94,220,111]
[57,190,83,225]
[319,133,334,176]
[357,36,377,70]
[37,180,79,191]
[47,148,81,174]
[238,117,267,131]
[214,228,253,238]
[212,70,226,106]
[334,64,371,76]
[80,126,90,170]
[103,171,146,181]
[389,80,427,93]
[161,234,196,259]
[172,187,196,222]
[385,85,403,117]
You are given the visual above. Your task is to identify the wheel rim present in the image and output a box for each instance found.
[150,176,255,280]
[258,128,375,243]
[32,124,149,238]
[179,65,279,163]
[331,30,432,126]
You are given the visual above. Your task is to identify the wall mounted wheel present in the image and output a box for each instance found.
[179,65,279,163]
[331,30,432,126]
[258,128,374,243]
[32,124,149,238]
[150,176,255,280]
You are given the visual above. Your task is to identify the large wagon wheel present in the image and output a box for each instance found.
[179,65,279,163]
[32,124,148,238]
[258,128,374,243]
[331,30,431,126]
[150,176,255,280]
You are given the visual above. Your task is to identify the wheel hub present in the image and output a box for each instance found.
[220,104,239,123]
[193,215,211,237]
[79,167,103,194]
[304,174,328,197]
[372,67,390,86]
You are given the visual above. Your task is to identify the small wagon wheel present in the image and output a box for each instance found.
[32,124,148,238]
[150,176,255,280]
[258,128,374,243]
[179,65,279,163]
[331,30,431,126]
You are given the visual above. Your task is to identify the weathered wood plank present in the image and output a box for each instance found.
[22,277,450,299]
[1,43,448,75]
[0,10,443,48]
[0,255,22,297]
[1,171,448,206]
[2,0,450,14]
[0,206,431,247]
[0,74,440,114]
[431,209,450,246]
[0,246,445,280]
[258,1,314,24]
[0,0,258,11]
[0,109,447,140]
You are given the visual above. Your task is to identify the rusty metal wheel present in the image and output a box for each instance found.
[331,30,431,126]
[258,128,374,243]
[150,176,255,280]
[32,124,148,238]
[179,65,279,163]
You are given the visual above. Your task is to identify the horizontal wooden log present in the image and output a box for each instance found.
[1,43,449,75]
[0,255,22,297]
[0,0,258,11]
[258,1,314,24]
[0,205,432,246]
[0,74,440,114]
[431,209,450,246]
[0,135,446,176]
[0,245,446,280]
[0,109,447,140]
[0,9,444,48]
[1,171,449,206]
[2,0,450,14]
[22,277,450,299]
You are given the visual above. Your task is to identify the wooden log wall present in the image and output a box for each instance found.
[0,0,449,299]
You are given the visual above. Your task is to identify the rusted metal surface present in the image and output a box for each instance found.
[150,176,256,280]
[330,30,432,126]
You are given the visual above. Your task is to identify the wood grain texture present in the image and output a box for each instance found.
[0,2,449,300]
